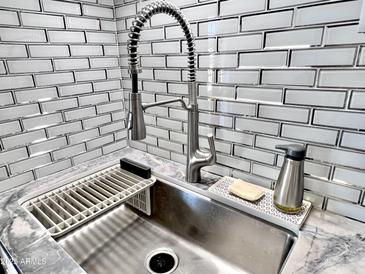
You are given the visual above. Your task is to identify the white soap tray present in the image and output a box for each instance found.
[208,176,312,233]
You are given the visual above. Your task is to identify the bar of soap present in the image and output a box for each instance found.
[228,178,265,202]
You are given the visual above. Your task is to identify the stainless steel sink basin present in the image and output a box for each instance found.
[58,180,296,274]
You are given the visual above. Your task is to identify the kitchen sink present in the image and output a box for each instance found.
[58,180,296,274]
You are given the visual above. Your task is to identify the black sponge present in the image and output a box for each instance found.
[120,158,151,179]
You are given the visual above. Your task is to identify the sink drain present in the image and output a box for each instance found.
[145,248,179,274]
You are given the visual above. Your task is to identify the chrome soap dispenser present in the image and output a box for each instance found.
[274,144,306,214]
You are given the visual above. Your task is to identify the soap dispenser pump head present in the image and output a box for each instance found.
[276,144,306,161]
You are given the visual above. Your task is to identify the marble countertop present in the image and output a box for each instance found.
[0,147,364,274]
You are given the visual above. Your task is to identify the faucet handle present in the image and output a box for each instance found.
[207,134,216,163]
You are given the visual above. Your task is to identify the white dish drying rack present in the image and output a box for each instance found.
[21,164,155,238]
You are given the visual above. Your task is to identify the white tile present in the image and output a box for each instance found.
[199,18,238,36]
[307,145,365,170]
[270,0,321,9]
[326,24,365,45]
[21,13,64,28]
[259,105,310,123]
[350,91,365,109]
[66,17,99,30]
[199,54,237,68]
[265,28,323,48]
[239,51,287,67]
[237,87,282,103]
[36,72,74,86]
[295,1,361,26]
[327,199,365,222]
[0,10,19,25]
[285,89,346,108]
[8,60,53,73]
[218,70,259,85]
[199,85,235,99]
[0,28,46,42]
[220,0,265,16]
[291,48,356,67]
[43,0,81,15]
[241,10,293,31]
[236,118,279,135]
[319,70,365,88]
[261,70,316,86]
[281,124,338,145]
[341,132,365,151]
[182,3,218,21]
[218,34,262,52]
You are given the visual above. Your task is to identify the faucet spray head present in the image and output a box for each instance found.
[128,92,146,141]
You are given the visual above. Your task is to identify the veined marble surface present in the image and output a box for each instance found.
[0,147,364,274]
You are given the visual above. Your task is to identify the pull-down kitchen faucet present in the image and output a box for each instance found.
[127,0,216,183]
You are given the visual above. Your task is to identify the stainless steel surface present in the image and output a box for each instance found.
[274,158,304,213]
[128,92,147,140]
[59,181,296,274]
[142,97,189,111]
[127,1,196,80]
[21,164,155,237]
[127,1,216,183]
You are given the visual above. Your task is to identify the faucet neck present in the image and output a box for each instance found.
[128,1,196,82]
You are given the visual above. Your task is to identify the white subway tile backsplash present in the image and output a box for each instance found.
[265,28,323,48]
[350,91,365,109]
[319,70,365,88]
[262,70,316,86]
[236,118,279,135]
[2,130,46,150]
[259,105,310,123]
[0,28,46,42]
[36,72,74,86]
[0,44,28,58]
[7,60,53,73]
[327,199,365,222]
[83,5,113,18]
[341,132,365,151]
[15,87,57,104]
[43,0,81,15]
[307,145,365,170]
[281,124,338,145]
[217,101,256,116]
[285,89,347,108]
[305,177,360,203]
[313,110,365,130]
[218,35,262,52]
[220,0,265,16]
[239,51,287,67]
[295,1,361,26]
[218,70,259,85]
[270,0,321,9]
[241,10,293,31]
[23,113,63,130]
[0,10,19,25]
[237,87,282,103]
[291,48,356,67]
[66,17,99,30]
[0,0,40,11]
[199,85,235,99]
[48,30,85,43]
[21,13,64,28]
[199,18,238,36]
[326,24,365,45]
[29,45,69,57]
